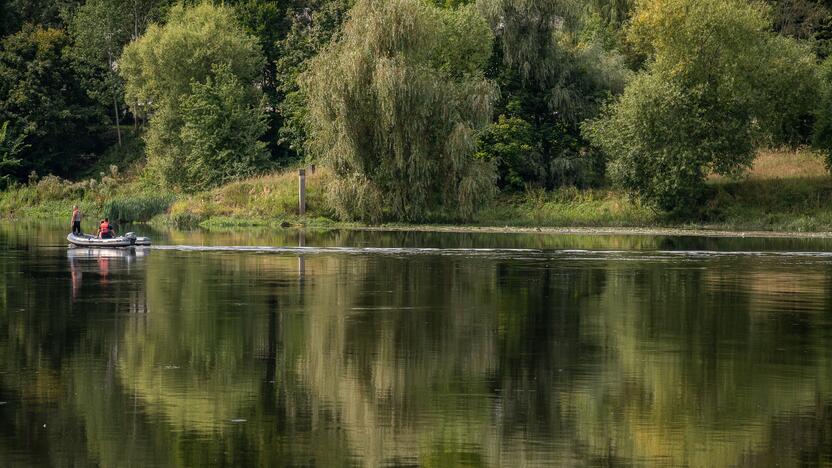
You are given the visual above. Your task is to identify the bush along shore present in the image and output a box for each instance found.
[4,149,832,236]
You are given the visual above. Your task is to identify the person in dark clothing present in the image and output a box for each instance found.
[71,205,82,235]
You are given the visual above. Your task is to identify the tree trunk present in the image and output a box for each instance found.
[113,92,122,146]
[108,50,122,146]
[133,0,139,39]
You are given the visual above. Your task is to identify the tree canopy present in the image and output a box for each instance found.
[119,2,267,191]
[0,121,23,183]
[474,0,629,191]
[275,0,354,161]
[178,65,269,190]
[586,0,818,212]
[0,25,102,178]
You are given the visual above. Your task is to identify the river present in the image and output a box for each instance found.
[1,222,831,467]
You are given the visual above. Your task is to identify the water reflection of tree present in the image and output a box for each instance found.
[4,239,832,466]
[0,245,152,465]
[291,254,832,466]
[83,251,832,465]
[563,255,832,466]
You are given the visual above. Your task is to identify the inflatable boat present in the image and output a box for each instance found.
[67,232,151,248]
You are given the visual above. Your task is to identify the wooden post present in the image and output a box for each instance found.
[298,168,306,216]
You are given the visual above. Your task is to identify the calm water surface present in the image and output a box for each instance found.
[1,223,832,467]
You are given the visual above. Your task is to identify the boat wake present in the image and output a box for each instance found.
[148,245,832,261]
[150,245,544,257]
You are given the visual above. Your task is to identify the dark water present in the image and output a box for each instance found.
[2,222,832,467]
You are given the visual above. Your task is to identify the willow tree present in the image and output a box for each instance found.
[585,0,634,53]
[477,0,578,84]
[303,0,497,222]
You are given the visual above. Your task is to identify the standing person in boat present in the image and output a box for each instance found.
[97,218,116,239]
[71,205,82,235]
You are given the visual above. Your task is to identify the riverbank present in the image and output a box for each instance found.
[2,149,832,237]
[354,224,832,239]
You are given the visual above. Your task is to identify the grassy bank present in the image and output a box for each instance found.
[163,168,336,228]
[2,149,832,234]
[0,164,178,224]
[0,133,169,222]
[474,150,832,233]
[704,150,832,232]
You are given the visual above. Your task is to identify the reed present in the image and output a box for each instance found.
[103,193,175,222]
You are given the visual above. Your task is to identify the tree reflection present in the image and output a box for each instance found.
[1,226,832,466]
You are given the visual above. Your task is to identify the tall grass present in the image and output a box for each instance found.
[702,148,832,231]
[476,187,659,228]
[103,193,175,222]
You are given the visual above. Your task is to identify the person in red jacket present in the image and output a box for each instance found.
[97,218,116,239]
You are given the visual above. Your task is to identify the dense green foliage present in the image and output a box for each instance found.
[67,0,170,145]
[0,0,81,36]
[231,0,294,161]
[303,0,497,222]
[476,0,629,191]
[0,26,102,178]
[767,0,832,57]
[1,0,832,223]
[586,0,818,212]
[813,57,832,166]
[274,0,354,161]
[67,0,129,145]
[0,121,23,183]
[120,2,267,191]
[178,65,269,190]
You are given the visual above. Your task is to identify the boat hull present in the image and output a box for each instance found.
[67,233,151,248]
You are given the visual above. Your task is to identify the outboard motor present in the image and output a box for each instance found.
[124,232,137,246]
